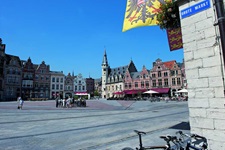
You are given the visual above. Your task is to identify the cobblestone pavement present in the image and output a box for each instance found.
[0,100,189,150]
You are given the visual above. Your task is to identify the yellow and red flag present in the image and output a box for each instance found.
[122,0,166,32]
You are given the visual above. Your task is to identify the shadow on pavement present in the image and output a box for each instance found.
[169,121,190,130]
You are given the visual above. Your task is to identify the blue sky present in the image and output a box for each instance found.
[0,0,184,79]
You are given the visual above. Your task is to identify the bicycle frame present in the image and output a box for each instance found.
[134,130,171,150]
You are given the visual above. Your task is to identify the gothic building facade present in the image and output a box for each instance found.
[101,50,138,98]
[101,51,186,98]
[33,61,50,99]
[4,55,22,101]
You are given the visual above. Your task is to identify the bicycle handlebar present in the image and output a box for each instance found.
[160,135,178,142]
[176,131,207,142]
[191,134,207,142]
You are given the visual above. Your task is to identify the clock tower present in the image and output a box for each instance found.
[101,50,108,98]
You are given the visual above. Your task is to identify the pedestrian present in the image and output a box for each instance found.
[55,97,59,108]
[17,96,24,110]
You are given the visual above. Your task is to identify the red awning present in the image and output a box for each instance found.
[123,89,147,95]
[150,88,170,94]
[113,91,124,95]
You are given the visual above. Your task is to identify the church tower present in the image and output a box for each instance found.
[101,50,109,98]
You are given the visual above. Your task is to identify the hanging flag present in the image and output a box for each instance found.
[122,0,166,32]
[166,27,183,51]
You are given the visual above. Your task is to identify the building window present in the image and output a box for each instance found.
[56,78,59,82]
[158,71,161,77]
[177,78,181,85]
[143,74,146,79]
[60,78,63,83]
[164,72,168,77]
[158,79,162,87]
[172,78,176,85]
[56,84,59,90]
[141,81,144,88]
[164,79,168,87]
[52,84,55,90]
[125,83,128,89]
[82,86,85,90]
[129,83,132,89]
[152,74,156,78]
[152,80,156,87]
[135,82,138,88]
[60,85,63,90]
[171,71,175,76]
[145,81,149,88]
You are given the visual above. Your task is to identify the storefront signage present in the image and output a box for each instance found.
[180,0,211,19]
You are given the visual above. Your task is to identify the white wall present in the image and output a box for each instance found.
[179,0,225,149]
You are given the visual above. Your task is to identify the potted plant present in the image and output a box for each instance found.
[156,0,181,30]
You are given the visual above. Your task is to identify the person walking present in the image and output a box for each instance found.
[17,97,24,110]
[55,97,59,108]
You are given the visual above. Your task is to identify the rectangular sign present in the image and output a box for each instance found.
[167,27,183,51]
[180,0,211,19]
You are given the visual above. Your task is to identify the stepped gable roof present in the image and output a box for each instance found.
[163,60,176,69]
[108,65,128,77]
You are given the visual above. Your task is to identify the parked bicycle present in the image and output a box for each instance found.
[122,130,208,150]
[122,130,179,150]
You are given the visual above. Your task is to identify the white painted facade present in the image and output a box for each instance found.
[74,73,86,92]
[179,0,225,149]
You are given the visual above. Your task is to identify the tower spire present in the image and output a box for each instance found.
[102,49,108,66]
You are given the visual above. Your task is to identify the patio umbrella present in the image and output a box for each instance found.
[143,90,159,94]
[177,89,188,93]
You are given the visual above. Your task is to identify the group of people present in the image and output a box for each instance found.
[55,97,86,108]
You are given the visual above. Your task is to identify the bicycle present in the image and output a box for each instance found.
[175,131,208,150]
[122,130,178,150]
